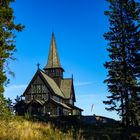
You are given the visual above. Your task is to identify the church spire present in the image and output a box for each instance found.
[44,32,62,69]
[44,32,64,86]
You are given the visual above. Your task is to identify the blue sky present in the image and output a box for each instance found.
[4,0,120,120]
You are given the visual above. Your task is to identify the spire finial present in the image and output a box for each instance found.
[52,31,54,37]
[37,63,40,70]
[72,74,74,81]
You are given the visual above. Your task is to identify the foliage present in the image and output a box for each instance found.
[103,0,140,126]
[14,95,27,115]
[15,95,22,103]
[24,112,31,120]
[0,0,24,93]
[0,94,11,118]
[7,97,14,113]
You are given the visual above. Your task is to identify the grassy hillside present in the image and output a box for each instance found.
[0,117,83,140]
[0,116,140,140]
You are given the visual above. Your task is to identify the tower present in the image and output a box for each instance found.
[44,32,64,86]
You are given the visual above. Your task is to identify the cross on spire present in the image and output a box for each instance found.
[37,63,40,70]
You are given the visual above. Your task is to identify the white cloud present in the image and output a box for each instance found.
[75,92,120,120]
[74,81,92,87]
[5,85,27,91]
[4,84,27,101]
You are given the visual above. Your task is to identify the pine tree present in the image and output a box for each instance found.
[7,98,13,113]
[103,0,140,126]
[0,0,24,93]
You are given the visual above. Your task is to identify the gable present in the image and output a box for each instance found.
[30,76,49,94]
[33,75,44,84]
[23,70,65,98]
[23,71,50,96]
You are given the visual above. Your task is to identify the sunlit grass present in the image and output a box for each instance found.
[0,117,84,140]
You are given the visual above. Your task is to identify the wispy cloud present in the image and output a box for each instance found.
[4,84,27,101]
[74,82,92,87]
[75,92,120,120]
[5,85,27,91]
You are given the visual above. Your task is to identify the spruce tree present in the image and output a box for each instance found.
[0,0,24,93]
[103,0,140,126]
[0,94,10,117]
[0,0,24,117]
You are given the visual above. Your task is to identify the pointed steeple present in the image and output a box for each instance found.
[44,32,62,69]
[44,32,64,86]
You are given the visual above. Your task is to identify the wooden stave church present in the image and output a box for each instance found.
[21,32,83,117]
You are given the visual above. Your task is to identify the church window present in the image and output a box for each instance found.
[31,84,46,93]
[42,85,46,93]
[42,94,48,100]
[60,71,63,77]
[50,69,55,73]
[37,94,42,99]
[36,85,41,93]
[31,85,36,93]
[56,71,59,76]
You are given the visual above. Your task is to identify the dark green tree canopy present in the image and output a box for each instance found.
[0,0,24,93]
[0,0,24,117]
[103,0,140,126]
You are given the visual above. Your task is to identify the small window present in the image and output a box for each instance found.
[51,69,55,73]
[31,84,46,93]
[42,85,46,93]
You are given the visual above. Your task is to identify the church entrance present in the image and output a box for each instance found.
[28,102,43,116]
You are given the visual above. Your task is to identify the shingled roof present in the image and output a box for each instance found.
[41,71,73,99]
[44,32,62,69]
[46,98,72,110]
[60,79,72,99]
[40,70,65,98]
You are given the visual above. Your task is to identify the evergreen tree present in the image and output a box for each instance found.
[0,0,24,93]
[0,0,24,117]
[103,0,140,126]
[7,98,13,113]
[14,95,22,103]
[0,94,11,117]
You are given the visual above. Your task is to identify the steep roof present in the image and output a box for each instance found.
[60,79,72,99]
[67,104,83,111]
[23,70,65,98]
[46,98,72,110]
[44,32,62,69]
[40,70,65,98]
[23,70,74,99]
[27,99,45,106]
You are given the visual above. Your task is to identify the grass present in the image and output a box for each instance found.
[1,116,140,140]
[0,116,84,140]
